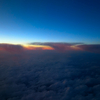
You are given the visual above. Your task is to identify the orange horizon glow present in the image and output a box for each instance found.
[0,43,83,52]
[70,45,83,51]
[22,44,54,50]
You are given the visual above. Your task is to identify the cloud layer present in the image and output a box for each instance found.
[0,51,100,100]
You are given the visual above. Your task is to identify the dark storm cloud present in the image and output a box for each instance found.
[0,44,24,53]
[0,51,100,100]
[77,44,100,53]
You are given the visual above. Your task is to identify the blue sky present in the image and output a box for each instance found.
[0,0,100,44]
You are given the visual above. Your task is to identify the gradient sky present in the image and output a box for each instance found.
[0,0,100,44]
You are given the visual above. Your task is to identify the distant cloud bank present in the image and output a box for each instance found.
[0,44,24,53]
[0,43,100,53]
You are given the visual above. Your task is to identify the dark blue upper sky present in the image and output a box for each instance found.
[0,0,100,44]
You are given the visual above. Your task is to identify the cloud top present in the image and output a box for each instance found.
[0,50,100,100]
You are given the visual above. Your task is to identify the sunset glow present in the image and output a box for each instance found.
[23,44,54,50]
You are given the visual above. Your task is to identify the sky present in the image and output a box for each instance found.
[0,0,100,44]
